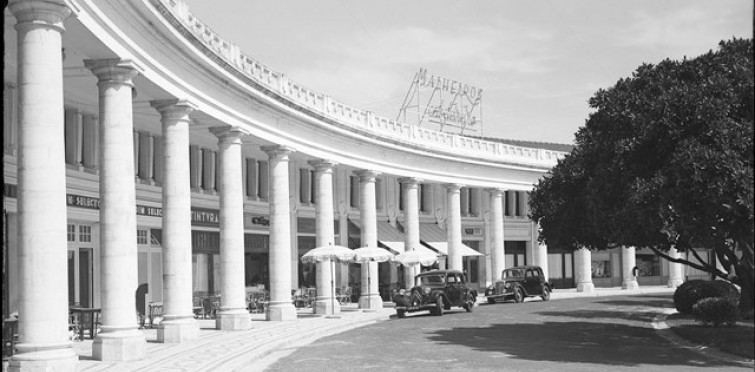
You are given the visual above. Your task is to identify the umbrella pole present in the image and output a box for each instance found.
[331,259,335,316]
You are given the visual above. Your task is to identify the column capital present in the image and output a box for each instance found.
[262,144,295,160]
[308,159,338,172]
[398,177,423,186]
[84,59,143,87]
[150,99,197,118]
[486,188,505,197]
[210,126,249,144]
[9,0,74,33]
[443,183,464,192]
[354,169,380,182]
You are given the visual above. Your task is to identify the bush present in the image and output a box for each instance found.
[692,297,739,326]
[673,280,740,314]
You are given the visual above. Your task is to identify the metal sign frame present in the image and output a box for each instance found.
[397,68,483,136]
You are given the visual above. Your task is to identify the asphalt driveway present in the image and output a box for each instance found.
[265,294,750,371]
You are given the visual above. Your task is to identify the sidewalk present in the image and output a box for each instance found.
[74,304,394,371]
[8,286,678,372]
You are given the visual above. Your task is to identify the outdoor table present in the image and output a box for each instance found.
[69,307,100,340]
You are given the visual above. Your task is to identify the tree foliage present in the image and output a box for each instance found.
[529,38,754,312]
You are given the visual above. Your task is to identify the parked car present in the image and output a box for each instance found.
[485,266,552,304]
[392,269,477,318]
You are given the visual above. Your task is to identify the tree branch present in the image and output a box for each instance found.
[647,246,729,280]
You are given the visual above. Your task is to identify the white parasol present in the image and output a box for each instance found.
[392,249,439,267]
[299,244,356,317]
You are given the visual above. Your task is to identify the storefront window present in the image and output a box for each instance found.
[78,225,91,243]
[193,253,210,295]
[591,260,611,278]
[67,224,76,242]
[636,255,660,276]
[136,229,149,245]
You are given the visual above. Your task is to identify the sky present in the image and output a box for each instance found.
[181,0,752,145]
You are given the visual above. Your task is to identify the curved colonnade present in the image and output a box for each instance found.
[0,0,634,370]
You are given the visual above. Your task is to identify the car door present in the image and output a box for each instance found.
[445,274,461,304]
[524,269,538,295]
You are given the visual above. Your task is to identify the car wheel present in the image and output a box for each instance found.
[396,309,406,318]
[513,287,524,303]
[464,295,474,313]
[541,286,551,301]
[487,297,496,304]
[435,297,444,316]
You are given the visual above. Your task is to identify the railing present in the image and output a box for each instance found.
[156,0,567,167]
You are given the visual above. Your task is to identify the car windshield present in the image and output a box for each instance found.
[419,275,445,285]
[503,269,523,278]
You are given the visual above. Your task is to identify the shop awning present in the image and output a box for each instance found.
[349,219,440,257]
[380,240,440,257]
[419,223,483,257]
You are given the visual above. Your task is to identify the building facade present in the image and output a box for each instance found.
[2,0,708,370]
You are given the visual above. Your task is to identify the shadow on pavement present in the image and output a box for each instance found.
[597,299,675,309]
[427,321,742,367]
[535,309,660,322]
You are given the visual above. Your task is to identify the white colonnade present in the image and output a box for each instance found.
[85,58,147,361]
[152,99,199,342]
[8,0,78,370]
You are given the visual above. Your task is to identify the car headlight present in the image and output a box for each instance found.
[424,287,431,295]
[399,289,406,296]
[504,282,511,289]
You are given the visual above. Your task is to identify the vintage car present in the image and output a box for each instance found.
[485,266,552,304]
[392,269,477,318]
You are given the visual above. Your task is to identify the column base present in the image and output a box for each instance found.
[9,344,78,372]
[576,282,595,293]
[157,317,199,343]
[92,329,146,361]
[667,278,684,288]
[216,310,252,330]
[314,298,341,315]
[358,295,383,310]
[622,280,639,290]
[266,302,297,321]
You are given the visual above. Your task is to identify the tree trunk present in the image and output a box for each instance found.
[735,262,754,318]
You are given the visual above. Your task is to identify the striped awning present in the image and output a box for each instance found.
[419,223,483,257]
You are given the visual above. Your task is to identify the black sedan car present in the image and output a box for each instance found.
[392,269,477,318]
[485,266,552,304]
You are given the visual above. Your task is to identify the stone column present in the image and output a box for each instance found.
[487,189,505,281]
[309,160,339,315]
[532,222,549,280]
[356,170,382,310]
[399,178,422,288]
[575,247,595,292]
[84,58,146,361]
[8,1,78,370]
[667,246,684,288]
[622,246,639,290]
[151,99,199,342]
[212,127,252,330]
[445,184,463,271]
[263,145,298,321]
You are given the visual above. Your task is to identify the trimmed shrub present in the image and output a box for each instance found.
[692,297,739,326]
[673,280,740,314]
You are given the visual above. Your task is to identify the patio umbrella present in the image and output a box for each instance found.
[353,246,394,263]
[300,244,356,316]
[301,244,356,264]
[353,246,394,308]
[392,249,438,267]
[392,249,438,289]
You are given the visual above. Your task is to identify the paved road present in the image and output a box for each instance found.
[265,294,750,371]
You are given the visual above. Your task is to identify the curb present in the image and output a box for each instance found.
[652,311,755,368]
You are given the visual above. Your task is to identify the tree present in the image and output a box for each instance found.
[529,38,754,314]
